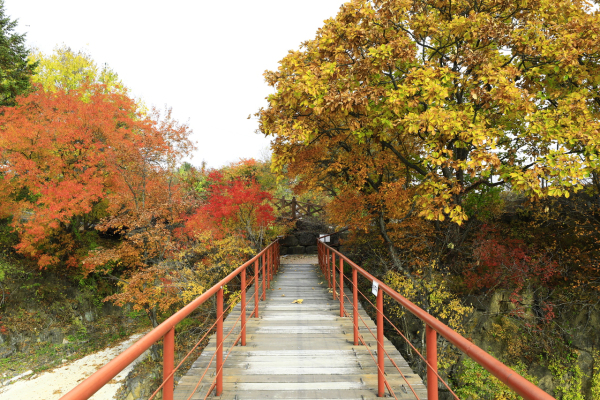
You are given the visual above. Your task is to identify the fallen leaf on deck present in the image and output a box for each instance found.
[292,299,304,304]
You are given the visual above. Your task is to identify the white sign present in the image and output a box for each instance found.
[372,281,379,296]
[319,234,330,243]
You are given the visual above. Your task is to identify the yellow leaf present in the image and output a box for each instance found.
[292,299,304,304]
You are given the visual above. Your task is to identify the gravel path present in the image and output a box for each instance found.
[0,333,148,400]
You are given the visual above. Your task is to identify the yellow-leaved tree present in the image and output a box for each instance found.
[29,45,125,94]
[257,0,600,387]
[259,0,600,227]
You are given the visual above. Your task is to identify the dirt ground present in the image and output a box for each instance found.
[0,333,148,400]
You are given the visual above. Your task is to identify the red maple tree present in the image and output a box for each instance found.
[185,170,275,250]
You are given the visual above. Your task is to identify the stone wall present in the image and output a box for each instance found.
[279,219,343,255]
[116,365,162,400]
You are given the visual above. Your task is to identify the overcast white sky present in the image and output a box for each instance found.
[4,0,347,168]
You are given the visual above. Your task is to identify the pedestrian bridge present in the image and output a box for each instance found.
[60,239,555,400]
[174,257,426,399]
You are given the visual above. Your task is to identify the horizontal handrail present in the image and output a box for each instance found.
[318,240,555,400]
[147,273,258,400]
[61,240,280,400]
[340,272,459,398]
[318,227,349,240]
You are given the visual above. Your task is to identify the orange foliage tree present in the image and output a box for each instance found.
[0,84,140,268]
[0,83,194,283]
[82,108,195,327]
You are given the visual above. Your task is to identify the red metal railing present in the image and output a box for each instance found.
[60,239,280,400]
[317,238,555,400]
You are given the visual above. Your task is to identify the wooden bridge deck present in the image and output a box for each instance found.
[174,256,426,400]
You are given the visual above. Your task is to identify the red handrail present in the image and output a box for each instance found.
[61,240,280,400]
[317,240,555,400]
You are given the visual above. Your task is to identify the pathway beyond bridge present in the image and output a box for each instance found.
[174,255,426,399]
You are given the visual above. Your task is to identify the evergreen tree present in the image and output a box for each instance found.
[0,0,36,107]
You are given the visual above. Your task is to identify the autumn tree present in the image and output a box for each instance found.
[0,84,193,272]
[82,107,194,327]
[259,0,600,230]
[256,1,600,366]
[0,0,37,106]
[29,45,125,94]
[185,167,275,251]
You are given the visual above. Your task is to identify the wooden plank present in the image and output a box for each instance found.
[173,258,426,400]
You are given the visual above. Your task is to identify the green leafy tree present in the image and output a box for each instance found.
[0,0,37,106]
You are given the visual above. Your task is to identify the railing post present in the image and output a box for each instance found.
[426,324,439,400]
[339,256,344,317]
[353,267,358,346]
[275,242,279,274]
[254,260,259,318]
[270,246,273,282]
[332,252,337,300]
[318,242,321,271]
[377,288,384,397]
[216,286,224,396]
[321,244,324,274]
[269,246,274,282]
[267,247,271,290]
[261,252,266,301]
[241,267,247,346]
[322,244,325,274]
[162,327,174,400]
[320,243,324,272]
[326,247,331,288]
